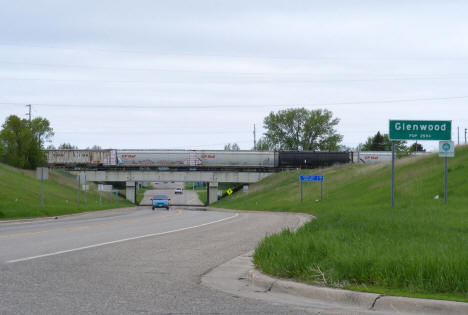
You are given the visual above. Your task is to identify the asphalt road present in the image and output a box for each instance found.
[0,206,317,314]
[140,182,204,206]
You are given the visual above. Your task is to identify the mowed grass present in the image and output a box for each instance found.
[0,163,132,219]
[214,146,468,301]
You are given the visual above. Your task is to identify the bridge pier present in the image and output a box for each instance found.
[207,182,218,205]
[126,181,136,204]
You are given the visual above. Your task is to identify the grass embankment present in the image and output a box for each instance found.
[184,182,241,205]
[214,146,468,302]
[136,184,154,204]
[0,163,131,219]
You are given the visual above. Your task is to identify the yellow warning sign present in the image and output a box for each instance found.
[226,188,233,195]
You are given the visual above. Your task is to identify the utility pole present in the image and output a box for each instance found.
[465,128,467,145]
[457,126,460,145]
[253,124,256,150]
[26,104,32,121]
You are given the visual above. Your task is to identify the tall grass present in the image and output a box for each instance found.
[215,146,468,300]
[0,163,131,219]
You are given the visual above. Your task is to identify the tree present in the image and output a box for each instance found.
[58,143,78,149]
[263,108,343,151]
[409,142,425,153]
[0,115,54,169]
[254,137,273,151]
[362,131,389,151]
[338,144,353,152]
[224,143,240,151]
[361,131,407,152]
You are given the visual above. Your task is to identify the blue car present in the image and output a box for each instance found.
[151,194,170,210]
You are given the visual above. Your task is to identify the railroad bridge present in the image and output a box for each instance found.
[70,169,272,204]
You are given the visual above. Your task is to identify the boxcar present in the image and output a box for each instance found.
[46,149,117,166]
[117,150,278,169]
[278,151,351,169]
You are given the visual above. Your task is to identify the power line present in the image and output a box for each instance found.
[1,95,468,110]
[1,61,468,81]
[1,75,467,85]
[2,42,468,63]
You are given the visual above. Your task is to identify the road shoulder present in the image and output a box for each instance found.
[202,251,468,315]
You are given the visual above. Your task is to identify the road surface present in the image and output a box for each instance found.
[0,206,320,314]
[140,182,204,206]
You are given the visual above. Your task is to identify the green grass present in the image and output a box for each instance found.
[184,182,206,191]
[136,184,154,204]
[197,191,207,204]
[214,146,468,301]
[0,163,132,219]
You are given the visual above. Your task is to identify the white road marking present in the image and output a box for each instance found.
[6,213,239,264]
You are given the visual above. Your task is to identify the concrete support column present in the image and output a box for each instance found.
[207,182,219,205]
[126,181,136,204]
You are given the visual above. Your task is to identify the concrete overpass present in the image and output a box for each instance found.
[71,170,273,204]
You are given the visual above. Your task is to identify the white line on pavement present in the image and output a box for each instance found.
[6,213,239,264]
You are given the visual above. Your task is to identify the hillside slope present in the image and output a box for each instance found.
[0,163,131,219]
[215,146,468,301]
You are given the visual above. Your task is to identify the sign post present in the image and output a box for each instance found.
[389,120,452,208]
[300,180,303,203]
[445,157,448,204]
[299,175,324,203]
[391,142,395,208]
[243,185,248,207]
[36,167,48,209]
[439,140,455,204]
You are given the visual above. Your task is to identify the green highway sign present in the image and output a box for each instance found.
[389,120,451,141]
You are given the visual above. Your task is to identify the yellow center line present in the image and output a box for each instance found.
[0,210,183,239]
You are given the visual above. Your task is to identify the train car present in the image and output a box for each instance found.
[46,149,117,166]
[353,151,430,164]
[278,151,351,169]
[353,151,393,164]
[116,150,278,169]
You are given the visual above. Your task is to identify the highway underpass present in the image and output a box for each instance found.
[70,169,273,204]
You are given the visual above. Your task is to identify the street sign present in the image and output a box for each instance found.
[226,188,233,195]
[300,175,324,182]
[439,141,455,158]
[300,175,324,203]
[389,120,451,140]
[243,185,249,193]
[36,167,49,180]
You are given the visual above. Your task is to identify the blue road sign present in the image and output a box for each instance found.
[300,175,324,182]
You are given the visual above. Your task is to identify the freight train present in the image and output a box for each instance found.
[45,149,353,170]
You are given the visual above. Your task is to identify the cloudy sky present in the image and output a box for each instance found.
[1,0,467,151]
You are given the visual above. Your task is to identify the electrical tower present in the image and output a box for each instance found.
[26,104,32,121]
[253,124,256,150]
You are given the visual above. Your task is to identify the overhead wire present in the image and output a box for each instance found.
[1,60,468,81]
[4,42,468,62]
[1,95,468,109]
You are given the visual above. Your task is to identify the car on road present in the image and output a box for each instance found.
[174,187,183,194]
[151,194,170,210]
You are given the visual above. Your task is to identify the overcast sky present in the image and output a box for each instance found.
[1,0,467,151]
